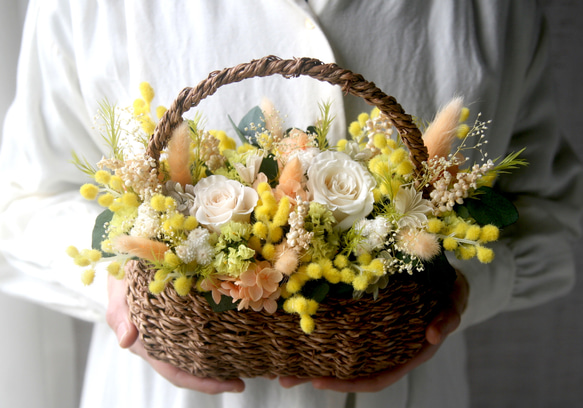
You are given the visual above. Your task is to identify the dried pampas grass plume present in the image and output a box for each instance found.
[113,235,169,262]
[423,97,464,159]
[167,121,192,186]
[397,227,440,261]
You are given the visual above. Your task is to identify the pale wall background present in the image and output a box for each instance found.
[0,1,581,407]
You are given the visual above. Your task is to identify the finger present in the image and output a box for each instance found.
[106,275,138,348]
[426,310,461,345]
[130,339,245,393]
[311,342,439,392]
[279,376,312,388]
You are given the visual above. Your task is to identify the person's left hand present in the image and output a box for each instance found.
[279,270,469,393]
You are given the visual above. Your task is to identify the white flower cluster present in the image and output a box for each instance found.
[175,227,214,265]
[430,160,494,215]
[286,196,313,250]
[354,217,393,255]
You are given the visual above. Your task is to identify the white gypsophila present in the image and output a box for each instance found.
[354,217,393,254]
[394,186,433,229]
[307,150,376,230]
[130,202,161,238]
[175,227,214,265]
[191,175,259,233]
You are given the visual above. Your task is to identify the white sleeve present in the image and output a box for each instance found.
[454,9,583,331]
[0,0,108,322]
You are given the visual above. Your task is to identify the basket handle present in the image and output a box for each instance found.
[147,55,428,171]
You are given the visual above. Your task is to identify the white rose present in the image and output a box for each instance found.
[192,175,259,233]
[306,151,376,230]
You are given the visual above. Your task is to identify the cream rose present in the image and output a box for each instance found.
[306,151,376,230]
[191,175,259,233]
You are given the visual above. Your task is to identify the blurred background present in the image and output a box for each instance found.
[1,1,581,407]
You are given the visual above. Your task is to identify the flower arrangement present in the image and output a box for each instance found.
[68,81,525,334]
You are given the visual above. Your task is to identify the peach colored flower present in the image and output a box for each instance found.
[218,261,283,313]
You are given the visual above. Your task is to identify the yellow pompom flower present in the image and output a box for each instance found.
[337,139,348,151]
[268,225,283,243]
[333,254,349,269]
[366,259,385,275]
[357,252,372,266]
[108,176,123,192]
[66,246,80,258]
[98,193,115,207]
[396,160,414,176]
[80,184,99,200]
[352,274,370,291]
[373,133,387,149]
[151,194,167,212]
[322,267,341,284]
[300,315,315,334]
[272,197,290,227]
[139,82,155,105]
[427,218,444,234]
[107,262,125,279]
[306,263,322,279]
[108,200,124,213]
[85,249,102,263]
[122,192,140,208]
[262,243,276,261]
[348,121,362,138]
[164,252,181,269]
[74,256,91,267]
[183,216,198,230]
[459,107,470,123]
[247,235,262,252]
[453,222,468,238]
[94,170,111,185]
[133,98,148,115]
[465,225,481,241]
[476,246,494,263]
[154,269,170,282]
[457,123,470,139]
[164,197,177,211]
[81,269,96,286]
[389,148,407,165]
[458,244,476,260]
[169,213,185,230]
[340,268,355,284]
[443,237,458,251]
[149,280,166,294]
[253,221,269,239]
[357,112,369,127]
[173,276,193,296]
[480,225,499,243]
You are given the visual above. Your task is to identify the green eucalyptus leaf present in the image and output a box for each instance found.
[465,186,518,228]
[203,292,239,312]
[92,209,115,257]
[228,106,264,147]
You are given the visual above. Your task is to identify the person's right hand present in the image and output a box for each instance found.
[106,275,245,394]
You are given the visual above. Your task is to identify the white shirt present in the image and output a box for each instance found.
[1,1,581,407]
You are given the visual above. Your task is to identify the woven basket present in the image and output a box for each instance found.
[126,56,452,380]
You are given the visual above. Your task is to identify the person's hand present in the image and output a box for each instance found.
[279,270,469,392]
[106,275,245,394]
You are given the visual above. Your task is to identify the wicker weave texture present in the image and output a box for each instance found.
[127,261,445,380]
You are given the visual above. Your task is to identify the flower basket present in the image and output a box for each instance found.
[125,56,453,380]
[69,55,523,380]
